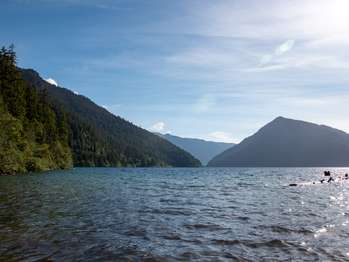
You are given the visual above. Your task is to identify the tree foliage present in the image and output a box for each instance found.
[0,46,72,174]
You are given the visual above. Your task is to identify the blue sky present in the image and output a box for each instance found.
[2,0,349,142]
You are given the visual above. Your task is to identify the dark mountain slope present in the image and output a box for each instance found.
[156,133,234,165]
[208,117,349,167]
[21,69,200,167]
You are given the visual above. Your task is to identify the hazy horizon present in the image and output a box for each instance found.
[3,0,349,143]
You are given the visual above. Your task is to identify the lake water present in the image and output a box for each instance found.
[1,168,349,261]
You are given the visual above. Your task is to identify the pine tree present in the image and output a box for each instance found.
[0,46,73,174]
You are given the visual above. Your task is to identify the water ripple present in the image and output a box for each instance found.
[1,167,349,261]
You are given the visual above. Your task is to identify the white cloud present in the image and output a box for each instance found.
[249,52,349,73]
[191,0,349,43]
[207,131,235,143]
[149,121,166,132]
[259,39,295,67]
[73,91,79,95]
[275,40,295,56]
[45,78,58,86]
[245,64,288,73]
[165,0,349,74]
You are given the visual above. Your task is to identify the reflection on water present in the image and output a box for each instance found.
[1,167,349,261]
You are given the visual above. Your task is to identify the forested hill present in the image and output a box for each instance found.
[0,46,72,174]
[21,68,201,168]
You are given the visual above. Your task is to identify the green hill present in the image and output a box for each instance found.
[0,46,200,174]
[20,62,200,168]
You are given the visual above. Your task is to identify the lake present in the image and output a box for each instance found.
[1,167,349,261]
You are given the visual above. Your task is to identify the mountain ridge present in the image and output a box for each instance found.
[21,68,201,168]
[156,133,235,165]
[208,116,349,167]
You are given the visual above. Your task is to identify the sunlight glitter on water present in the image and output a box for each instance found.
[1,167,349,261]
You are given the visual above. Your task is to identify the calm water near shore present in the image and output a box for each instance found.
[1,167,349,261]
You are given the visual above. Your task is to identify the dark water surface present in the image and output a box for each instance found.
[1,168,349,261]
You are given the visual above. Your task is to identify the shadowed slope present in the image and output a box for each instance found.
[208,117,349,167]
[21,69,201,167]
[156,133,234,165]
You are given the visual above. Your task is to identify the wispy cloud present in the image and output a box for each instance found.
[247,53,349,73]
[166,48,239,67]
[149,121,166,132]
[259,40,295,66]
[208,131,235,143]
[275,40,295,55]
[9,0,349,142]
[189,0,349,43]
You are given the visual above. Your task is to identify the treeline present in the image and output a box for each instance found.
[0,46,72,174]
[22,68,201,168]
[0,46,200,174]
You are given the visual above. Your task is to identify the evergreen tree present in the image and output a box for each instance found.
[0,46,73,174]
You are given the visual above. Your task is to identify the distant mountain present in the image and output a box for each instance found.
[208,117,349,167]
[21,69,201,168]
[156,133,235,165]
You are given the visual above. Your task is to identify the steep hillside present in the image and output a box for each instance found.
[0,46,72,174]
[209,117,349,167]
[21,69,201,167]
